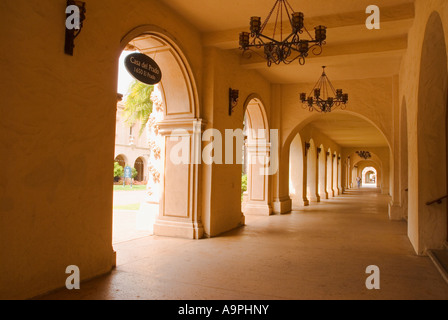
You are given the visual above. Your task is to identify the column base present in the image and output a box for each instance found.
[319,191,329,200]
[273,197,292,214]
[309,195,320,203]
[243,202,273,216]
[153,219,204,239]
[388,202,403,221]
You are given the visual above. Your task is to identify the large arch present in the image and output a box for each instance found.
[413,11,448,252]
[118,26,204,239]
[242,95,272,215]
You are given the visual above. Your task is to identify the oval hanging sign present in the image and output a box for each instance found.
[124,53,162,85]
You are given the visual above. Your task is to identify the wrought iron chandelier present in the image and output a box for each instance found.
[356,151,372,160]
[239,0,327,66]
[300,66,349,113]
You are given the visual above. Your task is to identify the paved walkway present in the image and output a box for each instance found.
[113,190,152,244]
[40,189,448,300]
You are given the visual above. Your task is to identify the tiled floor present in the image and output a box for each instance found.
[39,189,448,300]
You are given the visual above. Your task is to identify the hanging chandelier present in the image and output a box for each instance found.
[356,151,372,160]
[238,0,327,67]
[300,66,349,113]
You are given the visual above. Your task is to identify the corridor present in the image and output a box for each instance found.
[39,189,448,300]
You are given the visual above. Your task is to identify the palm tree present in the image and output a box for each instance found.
[123,80,154,135]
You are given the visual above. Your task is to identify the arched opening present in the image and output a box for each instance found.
[242,96,272,215]
[114,154,127,169]
[362,166,378,188]
[113,27,202,246]
[414,11,448,252]
[134,157,145,182]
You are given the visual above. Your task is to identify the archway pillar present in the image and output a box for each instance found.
[308,145,320,203]
[153,118,204,239]
[332,155,339,196]
[243,142,273,216]
[319,149,329,199]
[302,143,310,206]
[337,156,343,194]
[327,152,334,197]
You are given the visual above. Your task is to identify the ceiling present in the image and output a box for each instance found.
[305,113,389,148]
[159,0,415,83]
[151,1,412,148]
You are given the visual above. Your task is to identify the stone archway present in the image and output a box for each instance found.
[414,11,448,252]
[243,96,272,215]
[119,26,203,239]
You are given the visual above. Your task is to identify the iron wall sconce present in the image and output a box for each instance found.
[229,88,239,116]
[304,142,311,156]
[65,0,86,56]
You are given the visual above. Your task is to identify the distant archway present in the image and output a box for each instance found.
[134,157,145,182]
[114,154,127,168]
[362,166,377,187]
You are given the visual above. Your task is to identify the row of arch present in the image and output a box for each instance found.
[289,137,342,207]
[114,154,146,182]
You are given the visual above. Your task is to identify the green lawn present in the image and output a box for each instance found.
[113,203,141,211]
[113,185,147,191]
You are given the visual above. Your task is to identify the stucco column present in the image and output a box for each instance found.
[272,84,292,214]
[388,75,402,220]
[153,118,204,239]
[332,154,339,196]
[302,142,310,206]
[320,149,329,199]
[327,152,334,197]
[313,148,321,202]
[307,148,321,202]
[338,156,343,194]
